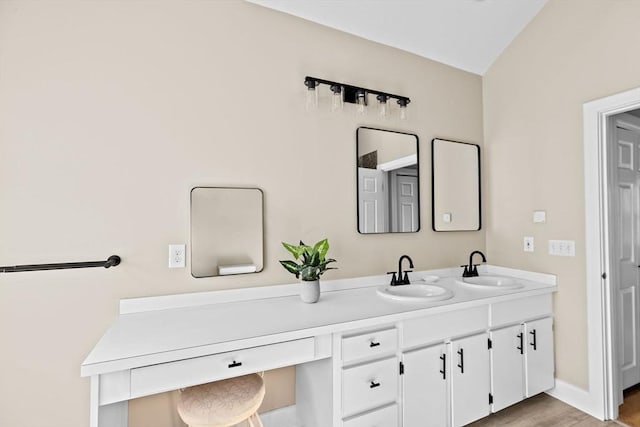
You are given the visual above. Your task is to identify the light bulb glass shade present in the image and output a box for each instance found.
[305,87,318,112]
[330,85,343,112]
[399,105,408,120]
[397,98,409,121]
[356,90,366,114]
[377,95,388,118]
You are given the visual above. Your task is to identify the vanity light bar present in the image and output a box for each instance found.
[304,76,410,118]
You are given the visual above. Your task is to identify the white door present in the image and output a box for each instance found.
[358,167,386,233]
[390,171,418,232]
[402,344,448,427]
[450,333,491,427]
[524,317,555,397]
[611,119,640,390]
[490,325,524,412]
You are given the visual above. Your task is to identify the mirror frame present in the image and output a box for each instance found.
[431,138,482,232]
[356,126,421,234]
[190,186,265,278]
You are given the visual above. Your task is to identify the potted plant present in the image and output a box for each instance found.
[279,238,337,303]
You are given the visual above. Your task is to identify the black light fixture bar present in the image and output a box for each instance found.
[0,255,121,273]
[305,76,410,105]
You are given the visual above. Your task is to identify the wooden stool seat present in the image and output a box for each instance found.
[177,374,265,427]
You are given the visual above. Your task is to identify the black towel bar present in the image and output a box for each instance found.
[0,255,121,273]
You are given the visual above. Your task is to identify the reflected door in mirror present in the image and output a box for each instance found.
[357,127,420,233]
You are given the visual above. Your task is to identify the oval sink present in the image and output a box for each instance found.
[377,284,454,302]
[460,275,523,289]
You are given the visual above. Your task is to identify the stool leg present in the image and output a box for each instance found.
[253,413,264,427]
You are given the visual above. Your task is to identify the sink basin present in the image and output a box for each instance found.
[459,275,523,289]
[377,284,454,302]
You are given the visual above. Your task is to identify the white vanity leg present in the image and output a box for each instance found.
[90,375,129,427]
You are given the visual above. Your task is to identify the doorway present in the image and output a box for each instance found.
[583,87,640,422]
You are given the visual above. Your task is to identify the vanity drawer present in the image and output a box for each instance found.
[402,305,488,349]
[342,327,398,364]
[490,294,552,327]
[130,338,315,399]
[343,403,398,427]
[342,357,399,418]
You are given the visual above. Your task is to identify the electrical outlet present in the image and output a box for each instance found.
[169,244,186,268]
[524,236,534,252]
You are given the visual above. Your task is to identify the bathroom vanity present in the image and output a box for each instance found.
[81,265,556,427]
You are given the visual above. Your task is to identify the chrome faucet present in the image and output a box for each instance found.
[461,250,486,277]
[387,255,414,285]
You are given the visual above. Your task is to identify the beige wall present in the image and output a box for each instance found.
[483,0,640,389]
[0,1,484,426]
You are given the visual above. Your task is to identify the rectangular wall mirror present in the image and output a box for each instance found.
[432,138,481,231]
[190,187,264,278]
[357,127,420,234]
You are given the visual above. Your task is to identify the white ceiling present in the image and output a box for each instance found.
[246,0,548,75]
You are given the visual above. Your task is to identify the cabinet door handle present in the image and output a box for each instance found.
[370,341,380,348]
[228,360,242,368]
[530,329,537,350]
[439,353,446,380]
[517,332,524,355]
[457,348,464,374]
[370,381,381,389]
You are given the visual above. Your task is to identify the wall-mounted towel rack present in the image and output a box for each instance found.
[0,255,121,273]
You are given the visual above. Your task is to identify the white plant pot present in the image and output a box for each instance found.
[300,279,320,303]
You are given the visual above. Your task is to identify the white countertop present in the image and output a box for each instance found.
[81,265,556,377]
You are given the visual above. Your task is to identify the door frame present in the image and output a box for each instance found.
[583,86,640,420]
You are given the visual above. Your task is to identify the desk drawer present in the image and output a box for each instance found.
[342,328,398,364]
[130,338,314,398]
[343,403,398,427]
[342,357,399,418]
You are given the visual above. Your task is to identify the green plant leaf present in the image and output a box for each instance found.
[309,250,320,267]
[281,241,303,260]
[279,260,301,278]
[313,239,329,261]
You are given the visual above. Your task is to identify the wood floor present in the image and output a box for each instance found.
[469,394,622,426]
[619,385,640,426]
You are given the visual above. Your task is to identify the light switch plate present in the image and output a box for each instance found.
[169,244,186,268]
[548,240,575,256]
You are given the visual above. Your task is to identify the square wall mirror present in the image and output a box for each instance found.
[356,127,420,233]
[190,187,264,278]
[431,138,481,231]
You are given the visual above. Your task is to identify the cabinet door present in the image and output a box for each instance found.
[490,325,524,412]
[451,333,491,427]
[402,344,448,427]
[524,317,555,397]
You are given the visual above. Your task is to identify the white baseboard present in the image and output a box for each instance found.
[546,379,602,420]
[261,405,300,427]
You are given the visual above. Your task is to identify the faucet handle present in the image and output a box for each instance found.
[403,270,412,284]
[386,271,398,285]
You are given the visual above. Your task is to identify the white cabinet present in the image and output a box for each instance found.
[524,317,554,397]
[402,343,448,427]
[490,317,554,412]
[450,333,491,427]
[402,333,491,427]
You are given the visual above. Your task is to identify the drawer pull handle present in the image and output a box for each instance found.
[530,329,537,350]
[517,332,524,354]
[228,360,242,368]
[370,381,381,389]
[457,348,464,374]
[369,341,381,348]
[439,353,446,380]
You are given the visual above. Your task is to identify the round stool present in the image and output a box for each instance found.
[177,373,265,427]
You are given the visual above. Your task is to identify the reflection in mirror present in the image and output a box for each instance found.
[431,138,481,231]
[190,187,264,278]
[357,127,420,234]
